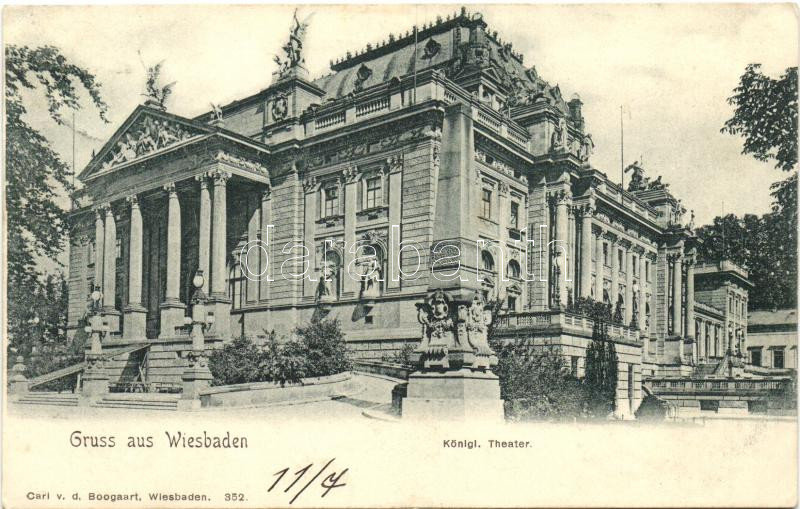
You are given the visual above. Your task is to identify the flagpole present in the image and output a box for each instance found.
[620,105,624,189]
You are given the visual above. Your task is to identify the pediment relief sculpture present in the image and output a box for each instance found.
[100,116,200,171]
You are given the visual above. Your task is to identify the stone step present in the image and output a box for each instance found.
[94,401,177,411]
[17,393,80,407]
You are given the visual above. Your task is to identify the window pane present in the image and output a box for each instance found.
[482,189,492,218]
[366,177,381,208]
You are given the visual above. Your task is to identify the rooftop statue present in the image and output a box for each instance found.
[141,58,175,111]
[274,9,313,77]
[647,175,669,191]
[624,160,648,192]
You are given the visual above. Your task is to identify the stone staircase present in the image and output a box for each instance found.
[15,392,80,407]
[93,393,179,411]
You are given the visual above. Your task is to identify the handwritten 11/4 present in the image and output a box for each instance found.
[268,458,348,504]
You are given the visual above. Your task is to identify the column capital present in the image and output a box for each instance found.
[209,169,231,185]
[603,231,618,244]
[303,175,318,193]
[618,238,632,249]
[548,189,572,207]
[342,165,360,184]
[261,184,272,201]
[667,252,682,263]
[386,153,403,174]
[580,203,595,218]
[195,173,210,189]
[498,181,510,196]
[591,223,604,237]
[631,244,646,255]
[163,182,178,195]
[126,194,140,208]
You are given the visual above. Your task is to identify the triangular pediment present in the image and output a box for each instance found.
[79,105,214,181]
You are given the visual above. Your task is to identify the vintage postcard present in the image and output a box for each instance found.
[2,3,798,508]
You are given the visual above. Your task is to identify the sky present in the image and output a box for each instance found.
[4,3,798,234]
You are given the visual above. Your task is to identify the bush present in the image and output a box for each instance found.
[25,333,86,393]
[208,318,352,387]
[493,341,588,421]
[381,343,416,367]
[293,318,352,377]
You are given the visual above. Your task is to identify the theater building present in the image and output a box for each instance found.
[65,8,762,416]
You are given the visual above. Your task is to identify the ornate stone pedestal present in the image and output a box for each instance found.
[178,350,213,410]
[403,369,504,422]
[401,289,504,422]
[82,354,109,397]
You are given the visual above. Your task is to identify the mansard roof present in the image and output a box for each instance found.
[311,8,570,114]
[79,104,269,182]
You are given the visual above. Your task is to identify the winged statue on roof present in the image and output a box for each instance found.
[275,9,314,74]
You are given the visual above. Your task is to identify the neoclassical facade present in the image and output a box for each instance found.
[66,8,758,416]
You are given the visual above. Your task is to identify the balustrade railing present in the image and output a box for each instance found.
[315,111,346,130]
[496,310,641,342]
[649,378,788,392]
[356,96,389,117]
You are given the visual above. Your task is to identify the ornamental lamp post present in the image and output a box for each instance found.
[179,270,214,408]
[82,285,110,398]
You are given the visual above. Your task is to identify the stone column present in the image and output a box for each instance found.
[580,205,593,298]
[259,187,272,303]
[639,257,647,331]
[102,204,120,331]
[554,190,570,307]
[123,195,147,339]
[159,183,185,337]
[610,237,619,314]
[209,170,231,338]
[594,228,604,301]
[672,253,682,336]
[197,175,211,296]
[246,192,260,304]
[686,256,696,339]
[625,247,634,326]
[94,208,105,288]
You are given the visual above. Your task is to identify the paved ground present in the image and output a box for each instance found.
[7,374,398,420]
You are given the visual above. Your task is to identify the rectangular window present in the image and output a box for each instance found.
[510,202,519,229]
[618,249,624,272]
[115,237,122,260]
[749,348,762,367]
[365,177,381,209]
[603,243,609,266]
[633,256,638,277]
[507,296,517,312]
[571,356,579,377]
[773,348,785,369]
[645,260,651,282]
[324,186,339,217]
[482,189,492,219]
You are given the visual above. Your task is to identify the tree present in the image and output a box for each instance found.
[694,64,799,310]
[584,321,618,417]
[722,64,797,172]
[5,45,108,356]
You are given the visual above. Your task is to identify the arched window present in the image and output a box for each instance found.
[507,260,521,279]
[481,250,495,272]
